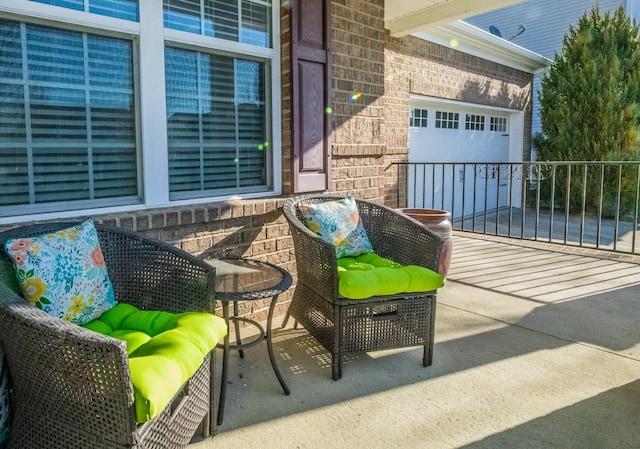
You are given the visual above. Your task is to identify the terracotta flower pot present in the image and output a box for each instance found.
[397,208,453,279]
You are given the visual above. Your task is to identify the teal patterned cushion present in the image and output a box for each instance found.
[299,197,373,258]
[4,219,117,325]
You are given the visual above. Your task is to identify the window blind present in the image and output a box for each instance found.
[163,0,271,48]
[29,0,140,22]
[165,47,267,199]
[0,20,138,213]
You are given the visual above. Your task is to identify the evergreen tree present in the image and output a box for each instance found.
[533,6,640,217]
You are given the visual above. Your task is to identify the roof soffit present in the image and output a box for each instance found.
[385,0,525,37]
[414,21,551,74]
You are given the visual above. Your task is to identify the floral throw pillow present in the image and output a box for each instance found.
[299,197,373,258]
[4,219,117,325]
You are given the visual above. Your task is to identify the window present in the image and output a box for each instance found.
[490,116,508,132]
[29,0,140,21]
[465,114,485,131]
[163,0,271,47]
[410,108,428,128]
[0,19,138,214]
[165,48,267,199]
[0,0,278,219]
[435,111,459,129]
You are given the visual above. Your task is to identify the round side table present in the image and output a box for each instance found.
[204,257,292,427]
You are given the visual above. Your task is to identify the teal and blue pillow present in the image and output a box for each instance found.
[299,197,373,258]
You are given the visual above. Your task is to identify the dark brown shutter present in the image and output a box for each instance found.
[291,0,331,192]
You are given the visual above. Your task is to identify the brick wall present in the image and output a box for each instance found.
[330,0,387,203]
[328,1,533,209]
[281,5,293,196]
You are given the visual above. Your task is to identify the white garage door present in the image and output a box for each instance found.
[407,99,522,217]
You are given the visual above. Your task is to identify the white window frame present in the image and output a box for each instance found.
[0,0,281,223]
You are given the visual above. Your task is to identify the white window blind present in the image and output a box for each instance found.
[165,47,267,199]
[0,19,139,213]
[163,0,271,48]
[29,0,140,21]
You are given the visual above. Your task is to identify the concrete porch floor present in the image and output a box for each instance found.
[190,233,640,449]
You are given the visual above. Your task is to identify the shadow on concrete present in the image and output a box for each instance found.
[459,380,640,449]
[446,235,640,353]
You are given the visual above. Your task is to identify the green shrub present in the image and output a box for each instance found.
[533,6,640,218]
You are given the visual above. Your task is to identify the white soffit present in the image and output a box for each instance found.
[414,21,551,73]
[385,0,525,37]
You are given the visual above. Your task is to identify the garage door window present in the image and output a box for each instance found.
[490,116,507,132]
[465,114,484,131]
[410,109,428,128]
[435,111,459,129]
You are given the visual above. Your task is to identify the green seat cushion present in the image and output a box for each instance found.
[337,253,444,299]
[82,303,227,423]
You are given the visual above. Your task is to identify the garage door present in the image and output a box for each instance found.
[407,99,518,217]
[409,102,510,163]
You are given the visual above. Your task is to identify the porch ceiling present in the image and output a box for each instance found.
[385,0,525,37]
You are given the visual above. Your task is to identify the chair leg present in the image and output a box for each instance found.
[280,308,291,328]
[423,343,431,367]
[280,309,299,329]
[423,296,437,367]
[332,354,341,381]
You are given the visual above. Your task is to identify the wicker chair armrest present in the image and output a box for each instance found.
[357,200,443,273]
[0,298,138,439]
[95,225,217,314]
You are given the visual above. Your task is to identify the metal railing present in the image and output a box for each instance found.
[390,161,640,255]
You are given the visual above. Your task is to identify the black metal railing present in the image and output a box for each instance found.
[390,161,640,254]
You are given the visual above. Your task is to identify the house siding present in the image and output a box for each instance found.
[466,0,626,133]
[1,0,535,324]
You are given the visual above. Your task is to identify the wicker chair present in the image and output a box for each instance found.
[283,196,444,380]
[0,222,219,449]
